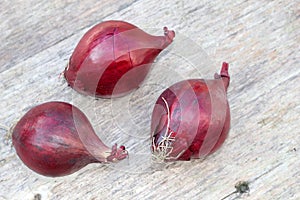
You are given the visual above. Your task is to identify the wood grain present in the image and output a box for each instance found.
[0,0,299,199]
[0,0,138,73]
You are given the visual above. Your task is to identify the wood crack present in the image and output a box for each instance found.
[220,162,283,200]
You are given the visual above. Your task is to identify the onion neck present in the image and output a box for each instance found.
[79,129,128,163]
[106,143,128,162]
[160,27,175,49]
[214,62,230,90]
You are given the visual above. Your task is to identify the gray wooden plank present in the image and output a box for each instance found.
[0,0,299,199]
[0,0,139,73]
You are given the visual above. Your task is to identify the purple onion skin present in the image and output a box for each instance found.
[64,20,175,98]
[151,63,230,161]
[12,102,127,177]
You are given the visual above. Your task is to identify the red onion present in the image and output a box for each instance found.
[64,20,175,98]
[12,102,127,177]
[151,62,230,161]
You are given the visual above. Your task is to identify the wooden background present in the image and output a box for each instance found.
[0,0,299,199]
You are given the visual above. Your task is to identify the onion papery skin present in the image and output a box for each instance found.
[12,102,127,177]
[64,20,175,98]
[151,62,230,161]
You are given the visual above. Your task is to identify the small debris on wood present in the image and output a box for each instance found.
[33,193,41,200]
[257,119,267,126]
[235,181,250,194]
[221,181,250,200]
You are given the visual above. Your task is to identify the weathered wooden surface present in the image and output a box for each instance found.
[0,0,299,199]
